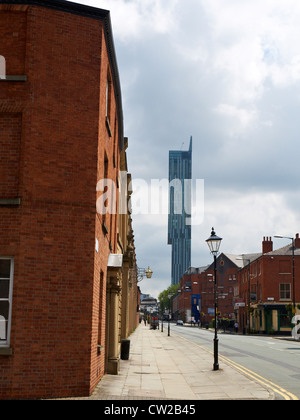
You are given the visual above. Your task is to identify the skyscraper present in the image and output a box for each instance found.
[168,137,192,285]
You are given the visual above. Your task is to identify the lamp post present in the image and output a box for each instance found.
[137,266,153,283]
[237,256,251,334]
[206,227,222,371]
[160,299,164,332]
[136,266,153,327]
[168,293,174,336]
[274,235,296,312]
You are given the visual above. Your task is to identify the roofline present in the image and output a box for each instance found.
[1,0,109,17]
[0,0,124,150]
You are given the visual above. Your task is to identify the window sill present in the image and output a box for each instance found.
[0,75,27,82]
[0,198,21,207]
[0,347,13,356]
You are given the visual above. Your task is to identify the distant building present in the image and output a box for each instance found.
[140,293,150,301]
[168,137,192,285]
[174,266,207,322]
[173,234,300,335]
[140,296,158,314]
[238,235,300,335]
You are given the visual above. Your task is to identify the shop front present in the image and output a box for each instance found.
[253,304,293,335]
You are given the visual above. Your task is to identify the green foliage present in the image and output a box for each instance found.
[158,284,180,313]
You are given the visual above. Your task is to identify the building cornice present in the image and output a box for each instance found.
[0,0,124,151]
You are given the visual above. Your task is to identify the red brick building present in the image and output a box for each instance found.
[173,235,300,335]
[174,255,245,326]
[238,235,300,334]
[200,254,242,324]
[0,0,134,399]
[175,267,206,323]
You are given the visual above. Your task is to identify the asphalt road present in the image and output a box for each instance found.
[171,324,300,400]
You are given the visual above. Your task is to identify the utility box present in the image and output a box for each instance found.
[121,339,130,360]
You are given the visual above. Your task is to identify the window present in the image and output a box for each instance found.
[280,283,291,300]
[106,79,109,116]
[279,308,291,328]
[0,258,14,347]
[0,55,5,79]
[279,260,291,274]
[105,72,112,137]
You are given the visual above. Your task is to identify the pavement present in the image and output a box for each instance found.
[86,323,274,400]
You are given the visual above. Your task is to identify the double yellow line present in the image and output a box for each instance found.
[175,333,298,400]
[218,352,298,400]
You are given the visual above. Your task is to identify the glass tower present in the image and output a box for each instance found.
[168,137,192,285]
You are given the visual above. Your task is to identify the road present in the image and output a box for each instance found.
[172,324,300,400]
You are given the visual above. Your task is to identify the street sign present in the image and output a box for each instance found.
[234,298,245,309]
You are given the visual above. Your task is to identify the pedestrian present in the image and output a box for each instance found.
[234,321,238,333]
[144,317,147,326]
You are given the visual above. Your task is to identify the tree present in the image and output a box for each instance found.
[158,284,179,314]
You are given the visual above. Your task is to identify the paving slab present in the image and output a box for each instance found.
[89,324,274,400]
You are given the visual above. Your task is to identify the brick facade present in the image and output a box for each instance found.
[0,0,127,399]
[238,235,300,334]
[176,269,202,322]
[175,257,240,325]
[201,255,239,323]
[173,236,300,335]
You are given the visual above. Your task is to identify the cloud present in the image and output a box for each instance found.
[192,188,300,266]
[214,103,258,133]
[75,0,179,42]
[69,0,300,298]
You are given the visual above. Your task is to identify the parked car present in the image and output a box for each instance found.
[176,320,184,326]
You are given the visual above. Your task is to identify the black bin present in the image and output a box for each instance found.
[121,339,130,360]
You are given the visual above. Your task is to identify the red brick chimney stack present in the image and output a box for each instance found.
[295,233,300,249]
[262,236,273,254]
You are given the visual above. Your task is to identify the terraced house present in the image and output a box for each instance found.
[238,235,300,335]
[0,0,138,399]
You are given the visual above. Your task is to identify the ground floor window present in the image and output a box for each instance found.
[279,308,291,328]
[0,258,14,347]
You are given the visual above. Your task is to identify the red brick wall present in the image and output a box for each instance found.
[260,256,300,302]
[0,113,22,197]
[238,248,300,332]
[0,5,120,399]
[239,255,300,304]
[0,10,27,75]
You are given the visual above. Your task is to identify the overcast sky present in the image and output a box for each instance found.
[71,0,300,299]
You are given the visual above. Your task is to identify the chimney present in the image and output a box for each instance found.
[295,233,300,249]
[262,236,273,254]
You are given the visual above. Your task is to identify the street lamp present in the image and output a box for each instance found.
[159,299,164,332]
[274,235,295,312]
[137,266,153,283]
[168,293,174,336]
[206,227,222,371]
[237,256,251,334]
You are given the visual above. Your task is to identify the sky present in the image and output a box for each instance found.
[71,0,300,299]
